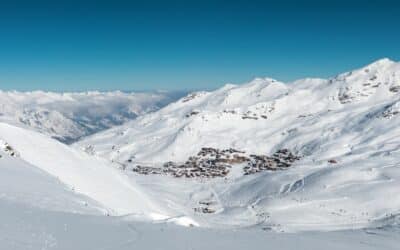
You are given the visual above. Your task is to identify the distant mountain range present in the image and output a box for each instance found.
[0,90,184,143]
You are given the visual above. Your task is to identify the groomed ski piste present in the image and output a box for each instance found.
[1,58,400,249]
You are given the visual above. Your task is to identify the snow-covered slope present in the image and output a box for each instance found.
[0,145,101,215]
[76,58,400,231]
[0,90,182,143]
[0,122,170,219]
[3,124,398,250]
[77,58,400,163]
[2,199,399,250]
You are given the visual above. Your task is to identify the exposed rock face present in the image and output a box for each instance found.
[185,110,200,118]
[338,91,354,104]
[382,109,400,119]
[0,140,20,157]
[389,85,400,93]
[380,102,400,119]
[83,145,95,155]
[242,114,259,120]
[194,207,215,214]
[133,148,300,178]
[194,201,217,214]
[181,92,205,103]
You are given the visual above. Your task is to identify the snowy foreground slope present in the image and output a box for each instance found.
[0,90,181,143]
[0,127,399,249]
[3,122,399,249]
[2,201,399,250]
[0,122,167,217]
[76,58,400,231]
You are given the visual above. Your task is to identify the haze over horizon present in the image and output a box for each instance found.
[0,0,399,91]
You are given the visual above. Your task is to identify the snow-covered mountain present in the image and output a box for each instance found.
[0,90,183,143]
[2,58,400,249]
[78,58,400,162]
[75,58,400,231]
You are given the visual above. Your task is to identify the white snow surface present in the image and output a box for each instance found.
[1,59,400,249]
[0,143,398,249]
[2,199,399,250]
[1,129,399,249]
[0,122,168,218]
[0,90,181,143]
[75,58,400,231]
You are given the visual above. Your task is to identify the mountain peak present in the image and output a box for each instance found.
[366,58,396,68]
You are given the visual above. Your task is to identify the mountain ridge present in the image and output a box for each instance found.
[0,90,183,143]
[76,58,400,162]
[72,58,400,231]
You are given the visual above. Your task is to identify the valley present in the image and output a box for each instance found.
[1,58,400,248]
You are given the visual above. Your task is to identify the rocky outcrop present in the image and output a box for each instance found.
[181,92,204,103]
[0,140,20,157]
[380,102,400,119]
[185,110,200,118]
[389,85,400,93]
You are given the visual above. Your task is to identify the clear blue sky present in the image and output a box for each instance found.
[0,0,399,91]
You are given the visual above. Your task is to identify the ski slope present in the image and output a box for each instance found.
[0,122,167,218]
[0,146,101,215]
[2,199,399,250]
[0,122,399,249]
[0,142,398,248]
[76,58,400,231]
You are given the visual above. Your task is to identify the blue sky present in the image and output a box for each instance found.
[0,0,399,91]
